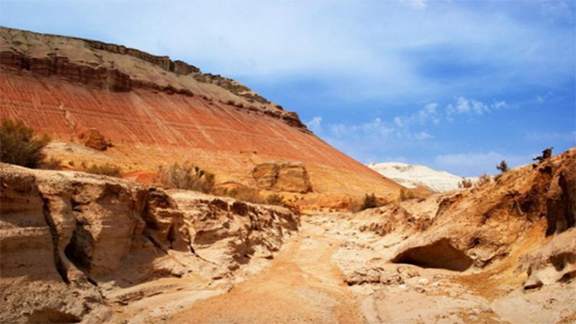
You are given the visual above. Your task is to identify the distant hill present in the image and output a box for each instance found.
[368,162,475,192]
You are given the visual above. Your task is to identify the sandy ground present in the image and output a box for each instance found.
[169,217,365,323]
[106,214,575,324]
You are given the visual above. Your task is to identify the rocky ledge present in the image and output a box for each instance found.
[0,163,299,323]
[0,26,309,133]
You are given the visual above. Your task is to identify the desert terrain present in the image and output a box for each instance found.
[0,26,574,323]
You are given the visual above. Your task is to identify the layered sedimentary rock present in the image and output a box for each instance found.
[329,149,575,323]
[252,161,312,193]
[0,163,299,323]
[0,27,401,209]
[348,148,575,279]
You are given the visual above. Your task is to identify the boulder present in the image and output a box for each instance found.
[79,129,112,151]
[520,228,576,289]
[252,161,312,193]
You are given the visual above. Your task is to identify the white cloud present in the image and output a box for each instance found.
[414,131,433,140]
[328,118,397,139]
[3,0,572,102]
[401,0,428,10]
[400,102,441,125]
[446,96,508,117]
[524,131,576,143]
[306,116,323,133]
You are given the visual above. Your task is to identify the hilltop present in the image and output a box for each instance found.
[368,162,476,192]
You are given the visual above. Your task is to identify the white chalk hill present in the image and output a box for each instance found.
[368,162,474,192]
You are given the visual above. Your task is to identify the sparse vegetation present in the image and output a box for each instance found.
[40,157,63,170]
[266,193,285,206]
[477,174,491,186]
[361,193,379,210]
[496,160,509,173]
[83,163,122,177]
[0,119,50,168]
[399,188,417,201]
[156,162,215,193]
[458,178,473,189]
[222,186,263,204]
[533,147,553,164]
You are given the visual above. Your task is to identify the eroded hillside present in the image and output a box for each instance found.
[0,27,401,210]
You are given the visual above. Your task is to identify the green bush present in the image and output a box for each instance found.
[156,162,215,193]
[0,119,50,168]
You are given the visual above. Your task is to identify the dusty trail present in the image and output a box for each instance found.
[170,217,365,323]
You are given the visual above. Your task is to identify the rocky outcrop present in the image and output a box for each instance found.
[170,190,299,267]
[252,161,312,193]
[0,26,309,132]
[0,166,107,323]
[78,129,112,151]
[85,40,200,75]
[353,149,576,273]
[0,163,299,323]
[520,228,576,289]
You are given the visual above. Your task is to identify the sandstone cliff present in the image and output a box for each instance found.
[0,163,299,323]
[330,148,575,322]
[0,27,401,210]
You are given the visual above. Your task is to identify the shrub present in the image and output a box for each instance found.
[458,178,473,189]
[533,147,553,164]
[40,157,63,170]
[477,174,491,187]
[156,162,215,193]
[0,119,50,168]
[361,193,378,210]
[399,188,417,201]
[83,163,122,177]
[266,193,285,206]
[222,187,263,204]
[496,160,509,173]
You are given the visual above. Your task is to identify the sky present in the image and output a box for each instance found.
[1,0,575,176]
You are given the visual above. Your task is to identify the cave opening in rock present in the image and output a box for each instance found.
[392,238,473,271]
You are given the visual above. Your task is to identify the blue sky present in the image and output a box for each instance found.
[1,0,575,176]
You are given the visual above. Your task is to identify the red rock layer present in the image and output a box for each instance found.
[0,68,400,198]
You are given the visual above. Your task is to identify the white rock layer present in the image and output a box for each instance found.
[368,162,475,192]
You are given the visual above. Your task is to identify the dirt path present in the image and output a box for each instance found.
[170,218,365,323]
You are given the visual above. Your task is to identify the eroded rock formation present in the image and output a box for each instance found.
[0,163,298,323]
[78,129,112,151]
[252,161,312,193]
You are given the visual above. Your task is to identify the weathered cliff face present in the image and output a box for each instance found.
[0,27,401,209]
[352,149,576,274]
[321,149,576,323]
[252,161,313,193]
[0,163,299,323]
